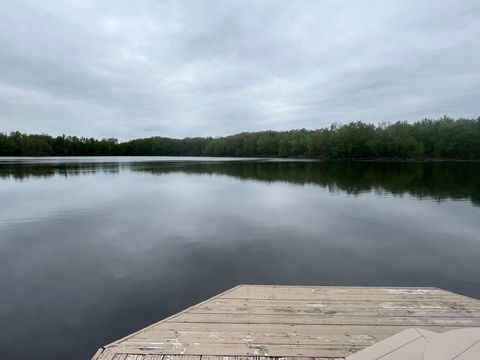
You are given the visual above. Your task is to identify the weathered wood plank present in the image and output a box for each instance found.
[112,355,127,360]
[144,356,164,360]
[131,323,459,336]
[170,312,480,326]
[129,323,460,346]
[127,330,380,346]
[189,304,480,317]
[221,287,471,301]
[226,285,443,294]
[109,342,362,357]
[125,355,146,360]
[200,298,480,310]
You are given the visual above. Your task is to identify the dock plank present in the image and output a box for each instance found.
[91,285,480,360]
[171,312,480,326]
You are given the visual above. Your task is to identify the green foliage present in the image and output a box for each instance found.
[1,117,479,159]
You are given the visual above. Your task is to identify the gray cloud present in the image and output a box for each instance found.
[0,0,479,139]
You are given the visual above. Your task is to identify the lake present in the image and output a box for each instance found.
[1,157,479,360]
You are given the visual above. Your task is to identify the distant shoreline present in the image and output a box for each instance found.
[1,117,479,160]
[1,155,479,163]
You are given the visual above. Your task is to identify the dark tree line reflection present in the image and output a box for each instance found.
[1,160,479,206]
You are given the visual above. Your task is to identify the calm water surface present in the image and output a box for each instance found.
[1,157,479,360]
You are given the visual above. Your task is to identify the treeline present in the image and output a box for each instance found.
[1,117,479,159]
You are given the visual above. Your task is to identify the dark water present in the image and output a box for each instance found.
[1,157,479,360]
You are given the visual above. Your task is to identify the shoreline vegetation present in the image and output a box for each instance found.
[1,116,479,159]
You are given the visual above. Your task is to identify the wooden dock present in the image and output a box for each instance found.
[92,285,480,360]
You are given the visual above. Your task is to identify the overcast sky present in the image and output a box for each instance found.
[0,0,479,140]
